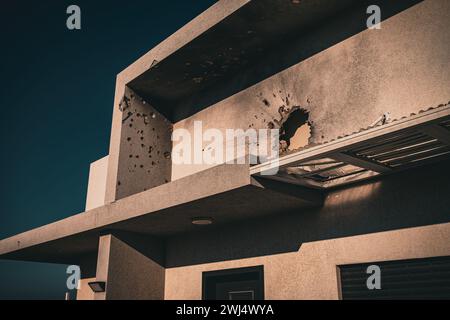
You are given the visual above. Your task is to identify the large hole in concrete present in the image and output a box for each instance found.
[279,107,311,154]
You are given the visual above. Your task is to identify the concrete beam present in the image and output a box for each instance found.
[251,176,324,206]
[331,152,392,173]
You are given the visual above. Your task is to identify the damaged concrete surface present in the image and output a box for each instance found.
[172,0,450,179]
[116,87,173,200]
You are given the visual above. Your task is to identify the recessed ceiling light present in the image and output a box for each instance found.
[191,217,213,225]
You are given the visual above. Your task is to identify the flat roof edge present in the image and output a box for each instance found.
[0,163,250,257]
[117,0,250,85]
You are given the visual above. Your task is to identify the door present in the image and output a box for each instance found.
[202,266,264,300]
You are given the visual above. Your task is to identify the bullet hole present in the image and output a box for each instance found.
[165,179,169,183]
[144,116,149,125]
[140,165,144,168]
[135,155,139,158]
[164,152,171,159]
[127,137,131,141]
[123,111,134,123]
[278,108,311,154]
[137,113,141,117]
[129,123,133,128]
[140,137,144,141]
[267,121,275,129]
[152,128,155,131]
[129,154,133,158]
[152,161,156,165]
[118,181,121,186]
[151,113,156,119]
[119,95,130,112]
[141,144,145,148]
[148,146,153,153]
[262,99,270,107]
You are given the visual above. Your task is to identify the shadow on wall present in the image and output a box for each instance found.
[130,0,424,121]
[165,158,450,267]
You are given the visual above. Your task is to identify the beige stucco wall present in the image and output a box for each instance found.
[85,156,109,211]
[94,235,165,300]
[171,0,450,181]
[165,222,450,300]
[76,278,96,300]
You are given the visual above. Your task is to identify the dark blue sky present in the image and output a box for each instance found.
[0,0,216,299]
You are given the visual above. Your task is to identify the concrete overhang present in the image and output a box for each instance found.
[0,163,323,265]
[127,0,422,122]
[1,104,448,265]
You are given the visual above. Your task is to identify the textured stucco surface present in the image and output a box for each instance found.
[115,87,173,200]
[172,0,450,180]
[76,278,95,300]
[94,235,165,300]
[104,0,249,203]
[165,158,450,268]
[107,0,450,194]
[165,222,450,300]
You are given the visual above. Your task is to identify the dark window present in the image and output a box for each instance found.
[202,266,264,300]
[339,256,450,300]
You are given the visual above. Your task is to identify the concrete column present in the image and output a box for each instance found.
[94,234,165,300]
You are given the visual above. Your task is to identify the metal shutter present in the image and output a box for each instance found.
[339,256,450,299]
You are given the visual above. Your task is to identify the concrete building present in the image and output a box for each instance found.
[1,0,450,300]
